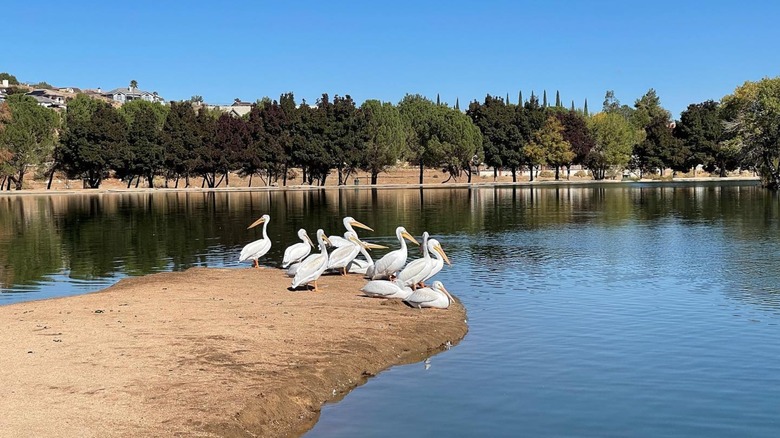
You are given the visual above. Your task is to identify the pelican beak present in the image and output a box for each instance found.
[402,232,420,246]
[350,220,374,232]
[322,235,332,245]
[247,217,266,229]
[306,234,315,247]
[435,245,452,266]
[363,242,388,250]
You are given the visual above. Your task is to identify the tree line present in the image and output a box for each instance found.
[2,76,780,190]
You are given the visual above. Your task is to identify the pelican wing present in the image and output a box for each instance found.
[282,242,311,268]
[361,280,413,299]
[240,238,271,262]
[328,236,352,248]
[328,244,360,269]
[372,249,405,279]
[292,253,327,287]
[397,257,433,286]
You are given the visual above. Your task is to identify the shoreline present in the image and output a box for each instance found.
[0,175,762,197]
[0,268,468,437]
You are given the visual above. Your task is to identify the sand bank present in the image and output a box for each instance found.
[0,268,467,437]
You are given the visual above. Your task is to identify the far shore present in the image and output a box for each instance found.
[0,268,467,437]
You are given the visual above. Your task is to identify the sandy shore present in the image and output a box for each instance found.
[0,268,468,437]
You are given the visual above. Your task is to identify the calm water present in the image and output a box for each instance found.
[2,183,780,437]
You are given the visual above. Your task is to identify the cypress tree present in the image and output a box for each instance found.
[570,100,575,111]
[436,93,440,105]
[455,97,460,110]
[518,91,523,106]
[584,99,589,116]
[506,93,510,104]
[555,90,561,107]
[543,90,548,107]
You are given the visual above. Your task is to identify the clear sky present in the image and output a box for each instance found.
[2,1,779,118]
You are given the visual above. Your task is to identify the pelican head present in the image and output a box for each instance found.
[247,214,270,230]
[298,228,315,247]
[347,233,388,251]
[397,226,420,246]
[344,216,374,232]
[432,281,454,303]
[429,239,452,266]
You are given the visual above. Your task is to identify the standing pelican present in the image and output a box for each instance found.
[404,281,454,309]
[361,279,413,300]
[282,229,314,268]
[347,242,376,275]
[328,232,387,275]
[239,214,271,268]
[292,229,331,292]
[370,226,420,280]
[418,238,451,287]
[328,217,374,248]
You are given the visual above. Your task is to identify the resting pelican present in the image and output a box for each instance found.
[282,229,314,268]
[370,226,419,280]
[328,217,374,248]
[361,279,413,300]
[328,232,387,275]
[292,229,331,292]
[239,214,271,268]
[418,238,451,287]
[404,281,454,309]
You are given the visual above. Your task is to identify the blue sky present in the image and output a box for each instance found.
[2,1,778,118]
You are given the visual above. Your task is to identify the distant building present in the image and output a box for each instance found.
[102,84,165,105]
[206,98,253,117]
[26,89,68,105]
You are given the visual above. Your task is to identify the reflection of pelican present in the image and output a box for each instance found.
[370,226,419,280]
[328,232,387,275]
[282,229,314,268]
[239,214,271,268]
[361,280,413,300]
[329,217,373,248]
[404,281,454,309]
[418,238,451,286]
[292,229,331,292]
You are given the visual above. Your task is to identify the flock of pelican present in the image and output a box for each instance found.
[238,215,456,309]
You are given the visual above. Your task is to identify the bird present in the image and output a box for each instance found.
[397,231,432,289]
[370,226,419,280]
[361,279,414,300]
[418,238,451,287]
[347,240,379,275]
[282,229,314,268]
[239,214,271,268]
[328,217,374,248]
[292,229,331,292]
[327,232,387,275]
[404,281,454,309]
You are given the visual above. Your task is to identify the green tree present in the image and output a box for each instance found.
[436,105,483,182]
[398,94,444,184]
[0,95,59,190]
[0,102,15,188]
[30,81,53,90]
[587,112,638,180]
[118,100,169,187]
[161,101,199,187]
[722,77,780,189]
[359,99,407,184]
[631,89,676,176]
[555,110,595,174]
[467,95,520,181]
[0,72,20,85]
[130,80,138,89]
[526,116,574,180]
[58,99,126,188]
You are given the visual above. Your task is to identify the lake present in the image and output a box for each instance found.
[2,182,780,437]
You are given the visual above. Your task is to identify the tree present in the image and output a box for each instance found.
[0,95,59,190]
[587,112,638,180]
[359,99,407,184]
[631,89,676,176]
[0,102,14,188]
[160,101,199,187]
[722,77,780,189]
[398,94,444,184]
[555,110,594,170]
[467,95,521,181]
[0,72,20,85]
[436,106,483,183]
[130,80,138,89]
[58,98,126,188]
[555,90,561,107]
[119,100,166,187]
[30,81,53,90]
[524,116,573,180]
[190,95,204,104]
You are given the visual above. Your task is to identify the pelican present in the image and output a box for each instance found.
[282,229,314,268]
[404,281,454,309]
[417,238,452,287]
[328,217,374,248]
[328,232,387,275]
[239,214,271,268]
[398,232,433,289]
[370,226,420,280]
[361,279,413,300]
[347,242,376,275]
[292,229,331,292]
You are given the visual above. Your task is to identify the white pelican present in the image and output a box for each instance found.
[282,229,314,268]
[404,281,454,309]
[370,226,420,280]
[398,232,433,289]
[361,279,413,300]
[328,232,387,275]
[292,229,331,292]
[328,217,374,248]
[347,242,376,275]
[239,214,271,268]
[417,238,452,287]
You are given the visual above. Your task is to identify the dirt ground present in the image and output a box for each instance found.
[0,268,468,437]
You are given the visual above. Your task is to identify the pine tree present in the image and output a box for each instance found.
[543,90,548,107]
[584,99,589,116]
[555,90,561,107]
[455,98,460,110]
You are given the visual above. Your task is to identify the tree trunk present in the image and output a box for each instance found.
[554,166,560,181]
[185,175,190,188]
[337,167,344,186]
[419,162,424,184]
[493,167,497,182]
[511,167,517,183]
[147,173,154,188]
[528,164,534,182]
[371,171,378,185]
[248,174,253,187]
[567,165,571,180]
[225,171,230,187]
[135,176,141,188]
[126,177,133,189]
[282,164,288,186]
[47,168,55,190]
[15,166,24,190]
[215,174,225,188]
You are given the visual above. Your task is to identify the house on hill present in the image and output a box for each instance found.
[102,84,165,105]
